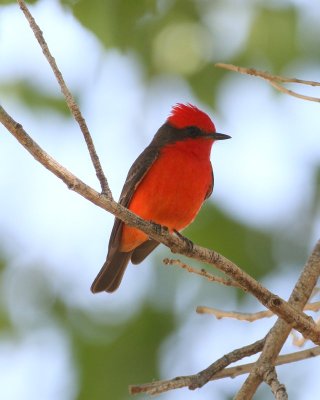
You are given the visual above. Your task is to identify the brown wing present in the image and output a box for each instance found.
[90,144,161,293]
[205,164,214,200]
[106,144,161,255]
[105,122,185,256]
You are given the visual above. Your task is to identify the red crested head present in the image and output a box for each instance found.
[167,103,216,134]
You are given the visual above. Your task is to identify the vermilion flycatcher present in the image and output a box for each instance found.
[91,103,230,293]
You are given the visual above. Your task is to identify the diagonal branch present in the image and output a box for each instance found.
[17,0,112,197]
[188,338,266,390]
[129,345,320,395]
[1,106,320,343]
[235,240,320,400]
[130,338,266,395]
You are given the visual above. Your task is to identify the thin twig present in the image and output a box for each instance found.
[131,338,266,395]
[129,346,320,395]
[197,301,320,322]
[215,63,320,86]
[163,258,242,288]
[17,0,112,197]
[270,81,320,103]
[1,106,320,343]
[215,63,320,103]
[197,306,274,321]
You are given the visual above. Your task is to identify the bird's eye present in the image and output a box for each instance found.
[186,126,201,138]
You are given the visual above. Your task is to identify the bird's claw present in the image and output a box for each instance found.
[150,221,169,236]
[173,230,194,252]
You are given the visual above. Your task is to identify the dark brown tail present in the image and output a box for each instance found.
[91,251,132,293]
[131,240,159,264]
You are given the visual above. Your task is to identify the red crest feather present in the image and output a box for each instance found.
[167,103,216,134]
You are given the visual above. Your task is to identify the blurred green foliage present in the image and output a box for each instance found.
[0,81,70,115]
[237,7,299,71]
[185,203,275,280]
[73,307,174,400]
[2,1,311,109]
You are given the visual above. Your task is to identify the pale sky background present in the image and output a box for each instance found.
[0,0,320,399]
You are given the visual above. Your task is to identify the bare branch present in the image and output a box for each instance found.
[130,346,320,395]
[188,338,266,390]
[235,241,320,400]
[215,63,320,86]
[17,0,112,196]
[196,306,274,321]
[197,301,320,322]
[269,81,320,103]
[215,63,320,103]
[163,258,241,288]
[130,338,266,395]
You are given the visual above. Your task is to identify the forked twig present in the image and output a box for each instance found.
[130,346,320,395]
[216,63,320,103]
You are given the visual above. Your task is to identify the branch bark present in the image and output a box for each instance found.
[196,301,320,322]
[235,240,320,399]
[263,368,288,400]
[215,63,320,103]
[129,346,320,395]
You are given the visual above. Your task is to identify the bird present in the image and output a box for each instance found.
[91,103,230,293]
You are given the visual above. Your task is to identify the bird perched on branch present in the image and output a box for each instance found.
[91,103,230,293]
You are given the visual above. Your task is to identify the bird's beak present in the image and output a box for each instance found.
[208,132,231,140]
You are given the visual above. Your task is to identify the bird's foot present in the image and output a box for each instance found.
[150,221,169,236]
[173,230,194,252]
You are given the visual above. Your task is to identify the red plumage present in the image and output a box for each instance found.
[167,103,216,133]
[91,103,230,293]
